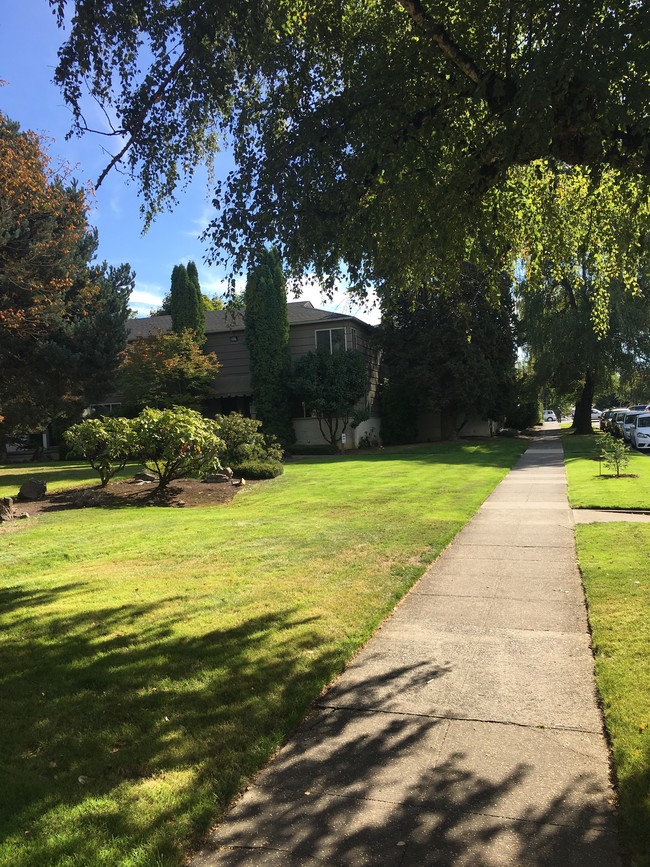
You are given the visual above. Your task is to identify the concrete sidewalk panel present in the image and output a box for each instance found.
[453,525,575,548]
[321,636,476,717]
[381,592,585,635]
[484,597,587,633]
[430,719,615,829]
[252,708,450,804]
[323,631,602,731]
[380,594,493,637]
[197,786,415,867]
[453,631,602,730]
[403,810,620,867]
[414,570,584,603]
[444,544,576,562]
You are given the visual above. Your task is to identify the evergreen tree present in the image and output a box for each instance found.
[244,249,295,447]
[186,260,206,331]
[170,263,204,338]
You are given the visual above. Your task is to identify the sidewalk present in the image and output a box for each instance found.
[192,432,621,866]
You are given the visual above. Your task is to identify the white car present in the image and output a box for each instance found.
[591,408,602,420]
[543,410,556,422]
[631,413,650,449]
[622,411,642,442]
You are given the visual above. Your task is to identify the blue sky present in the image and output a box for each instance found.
[1,0,379,323]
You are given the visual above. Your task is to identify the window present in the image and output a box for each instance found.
[315,327,346,353]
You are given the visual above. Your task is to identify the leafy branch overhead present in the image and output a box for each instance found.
[50,1,650,295]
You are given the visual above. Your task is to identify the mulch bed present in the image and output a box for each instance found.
[8,477,244,518]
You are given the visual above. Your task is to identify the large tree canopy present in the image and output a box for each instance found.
[0,113,132,443]
[51,1,650,295]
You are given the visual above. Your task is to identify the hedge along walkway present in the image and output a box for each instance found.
[191,431,621,867]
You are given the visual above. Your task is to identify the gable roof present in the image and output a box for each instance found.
[127,300,375,340]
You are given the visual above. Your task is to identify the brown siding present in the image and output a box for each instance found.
[204,329,251,396]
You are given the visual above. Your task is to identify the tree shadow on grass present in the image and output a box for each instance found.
[0,587,346,865]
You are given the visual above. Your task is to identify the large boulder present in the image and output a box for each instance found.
[18,478,47,501]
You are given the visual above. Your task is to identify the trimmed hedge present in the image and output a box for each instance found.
[233,459,284,479]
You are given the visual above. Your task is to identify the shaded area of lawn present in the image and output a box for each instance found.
[0,461,144,499]
[576,524,650,867]
[0,439,527,866]
[562,432,650,509]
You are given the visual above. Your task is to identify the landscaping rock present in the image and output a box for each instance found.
[134,472,156,482]
[223,466,234,479]
[0,497,15,521]
[202,474,230,483]
[18,478,47,501]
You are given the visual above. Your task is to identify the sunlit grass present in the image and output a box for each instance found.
[562,431,650,509]
[0,440,526,866]
[576,524,650,867]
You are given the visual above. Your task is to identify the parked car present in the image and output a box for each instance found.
[599,410,612,430]
[542,410,556,422]
[631,413,650,449]
[590,408,602,420]
[622,411,642,442]
[611,409,629,437]
[604,408,628,434]
[629,404,650,412]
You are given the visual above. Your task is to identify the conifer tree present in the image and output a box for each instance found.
[170,263,204,339]
[244,248,295,447]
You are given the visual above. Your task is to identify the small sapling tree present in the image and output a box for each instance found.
[600,433,632,478]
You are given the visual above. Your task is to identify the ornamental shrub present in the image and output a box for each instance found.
[214,412,283,467]
[64,416,137,486]
[133,406,224,489]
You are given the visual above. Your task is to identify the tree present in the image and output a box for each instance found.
[291,350,368,448]
[0,113,132,449]
[380,270,517,439]
[119,330,221,411]
[52,2,650,296]
[244,249,295,448]
[132,407,224,490]
[169,263,205,338]
[516,166,650,434]
[64,417,137,487]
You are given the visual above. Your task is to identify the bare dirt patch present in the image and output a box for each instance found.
[10,477,245,518]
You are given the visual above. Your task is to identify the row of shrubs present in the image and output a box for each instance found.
[64,407,284,490]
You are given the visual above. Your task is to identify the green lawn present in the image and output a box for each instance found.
[575,524,650,867]
[562,431,650,509]
[0,440,527,866]
[0,461,143,499]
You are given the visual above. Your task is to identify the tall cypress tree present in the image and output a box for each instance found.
[186,260,206,332]
[244,248,295,447]
[170,263,204,339]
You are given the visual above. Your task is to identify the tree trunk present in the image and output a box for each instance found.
[440,409,458,440]
[573,369,595,434]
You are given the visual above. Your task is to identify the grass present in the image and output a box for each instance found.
[0,461,143,499]
[562,431,650,509]
[0,439,527,866]
[575,524,650,867]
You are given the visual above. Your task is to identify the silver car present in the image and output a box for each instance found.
[622,411,642,442]
[631,413,650,450]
